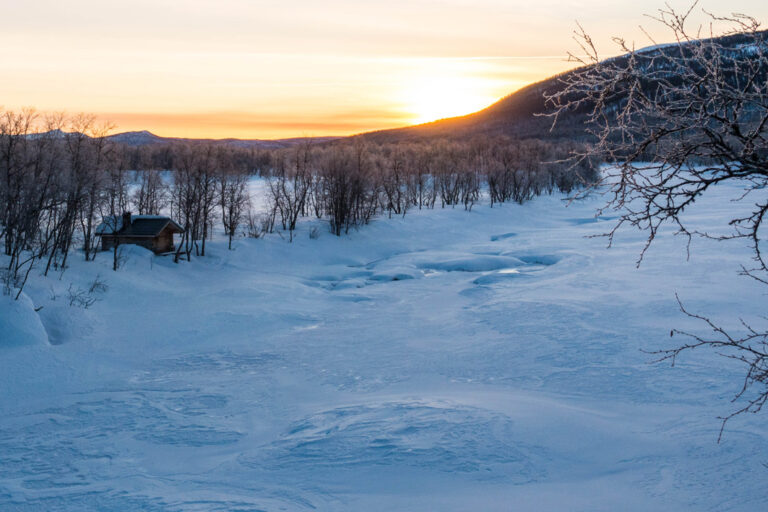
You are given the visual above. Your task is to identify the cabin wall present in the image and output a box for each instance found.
[152,231,175,253]
[99,226,178,254]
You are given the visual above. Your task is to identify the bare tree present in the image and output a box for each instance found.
[79,120,114,262]
[132,169,167,215]
[319,141,377,236]
[547,3,768,434]
[196,145,219,257]
[0,108,46,297]
[409,144,435,210]
[219,170,250,249]
[378,147,409,218]
[171,145,201,263]
[268,143,312,241]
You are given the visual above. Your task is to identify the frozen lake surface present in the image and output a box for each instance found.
[1,182,766,510]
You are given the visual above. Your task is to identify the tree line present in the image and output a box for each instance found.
[264,137,598,240]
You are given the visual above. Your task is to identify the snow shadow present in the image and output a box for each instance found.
[245,400,548,482]
[490,232,517,241]
[566,215,618,225]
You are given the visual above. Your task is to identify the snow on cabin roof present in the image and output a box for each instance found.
[95,216,123,234]
[96,215,184,236]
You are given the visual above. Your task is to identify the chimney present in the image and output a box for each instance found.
[122,211,131,230]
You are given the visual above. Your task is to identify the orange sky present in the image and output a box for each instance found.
[3,1,767,139]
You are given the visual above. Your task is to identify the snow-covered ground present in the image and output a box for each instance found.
[1,180,766,511]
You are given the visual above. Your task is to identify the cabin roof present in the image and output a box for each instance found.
[96,215,184,237]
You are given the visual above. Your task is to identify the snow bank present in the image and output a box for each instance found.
[117,244,157,269]
[0,293,48,348]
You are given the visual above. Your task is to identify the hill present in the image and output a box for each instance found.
[361,29,768,144]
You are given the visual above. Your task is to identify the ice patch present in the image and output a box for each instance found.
[466,254,561,285]
[418,255,525,273]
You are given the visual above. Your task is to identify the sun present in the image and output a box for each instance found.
[402,72,498,125]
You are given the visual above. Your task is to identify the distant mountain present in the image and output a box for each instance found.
[106,130,166,145]
[361,29,768,144]
[104,130,340,149]
[30,128,339,149]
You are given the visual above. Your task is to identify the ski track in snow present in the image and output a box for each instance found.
[1,181,767,511]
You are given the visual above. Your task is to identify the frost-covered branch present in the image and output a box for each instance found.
[548,3,768,433]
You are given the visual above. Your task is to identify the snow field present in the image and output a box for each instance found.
[0,179,766,511]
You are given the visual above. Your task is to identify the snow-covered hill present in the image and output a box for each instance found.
[0,180,766,510]
[363,29,768,143]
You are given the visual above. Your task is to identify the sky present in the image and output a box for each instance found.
[2,0,767,139]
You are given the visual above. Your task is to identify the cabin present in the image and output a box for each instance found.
[96,212,184,254]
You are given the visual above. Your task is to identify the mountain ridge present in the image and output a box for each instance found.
[105,130,341,149]
[359,28,768,143]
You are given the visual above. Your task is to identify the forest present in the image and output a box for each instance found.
[0,109,598,297]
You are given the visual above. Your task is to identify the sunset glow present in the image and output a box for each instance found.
[401,63,510,124]
[2,0,767,139]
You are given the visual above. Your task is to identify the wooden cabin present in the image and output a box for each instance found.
[96,212,184,254]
